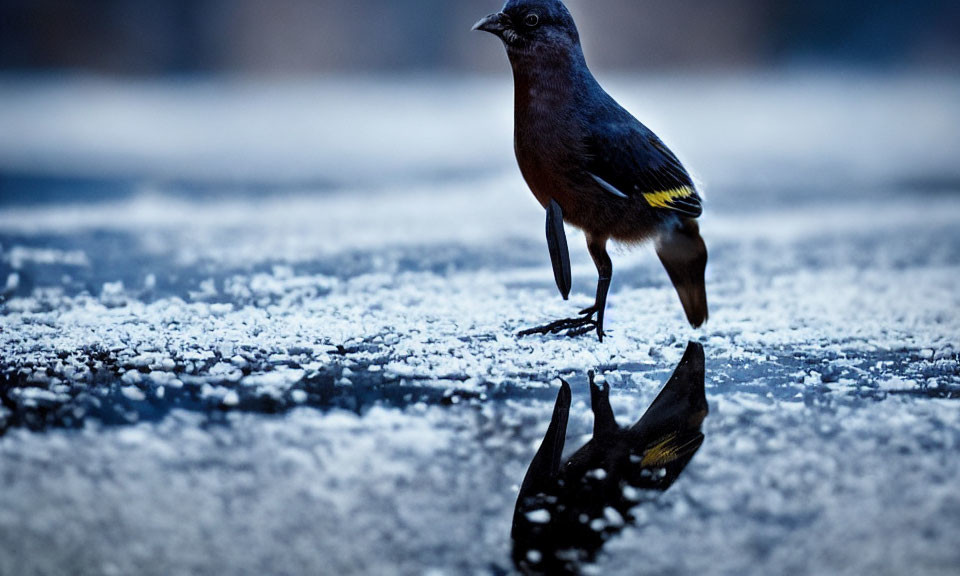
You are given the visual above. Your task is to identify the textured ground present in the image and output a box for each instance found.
[1,73,959,576]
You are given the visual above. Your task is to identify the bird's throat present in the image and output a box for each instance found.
[509,46,591,116]
[512,62,573,116]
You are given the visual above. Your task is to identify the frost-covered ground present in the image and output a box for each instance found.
[1,73,959,576]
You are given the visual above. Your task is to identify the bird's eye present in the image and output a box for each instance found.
[524,13,540,28]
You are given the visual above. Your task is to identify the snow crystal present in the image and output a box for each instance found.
[101,281,124,296]
[586,469,608,481]
[877,377,917,392]
[603,507,625,528]
[4,246,90,269]
[120,387,146,402]
[221,391,240,407]
[525,509,551,524]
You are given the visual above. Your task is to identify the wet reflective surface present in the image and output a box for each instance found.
[2,75,960,575]
[512,342,708,574]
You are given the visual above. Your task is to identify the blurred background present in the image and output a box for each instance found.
[2,4,960,576]
[2,0,960,74]
[1,0,959,192]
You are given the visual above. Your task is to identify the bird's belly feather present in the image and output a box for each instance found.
[515,135,661,242]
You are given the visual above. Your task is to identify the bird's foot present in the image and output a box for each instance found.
[518,307,605,341]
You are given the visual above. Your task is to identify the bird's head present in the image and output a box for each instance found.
[473,0,580,56]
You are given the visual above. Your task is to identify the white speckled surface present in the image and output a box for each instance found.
[1,74,959,575]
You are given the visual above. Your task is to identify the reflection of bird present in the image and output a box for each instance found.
[474,0,708,341]
[512,341,709,574]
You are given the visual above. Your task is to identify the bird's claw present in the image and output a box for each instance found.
[518,310,605,341]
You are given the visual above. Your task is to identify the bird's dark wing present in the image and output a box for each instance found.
[546,200,572,300]
[584,123,702,218]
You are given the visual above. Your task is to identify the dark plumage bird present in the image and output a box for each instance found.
[474,0,709,341]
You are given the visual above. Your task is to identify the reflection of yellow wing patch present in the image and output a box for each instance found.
[640,432,701,467]
[643,186,696,209]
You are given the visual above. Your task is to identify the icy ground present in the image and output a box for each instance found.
[1,73,959,576]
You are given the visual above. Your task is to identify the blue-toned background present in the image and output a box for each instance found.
[1,2,958,576]
[2,0,960,73]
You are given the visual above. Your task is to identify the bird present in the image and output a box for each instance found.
[474,0,709,342]
[511,341,709,573]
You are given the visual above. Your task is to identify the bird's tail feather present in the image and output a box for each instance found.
[656,219,709,328]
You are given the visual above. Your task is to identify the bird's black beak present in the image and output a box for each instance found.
[472,12,511,36]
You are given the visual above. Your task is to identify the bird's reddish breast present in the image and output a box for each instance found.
[513,83,585,211]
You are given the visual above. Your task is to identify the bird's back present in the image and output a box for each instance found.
[514,65,701,239]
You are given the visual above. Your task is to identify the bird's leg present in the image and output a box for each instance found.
[518,235,613,342]
[585,235,613,340]
[577,275,611,337]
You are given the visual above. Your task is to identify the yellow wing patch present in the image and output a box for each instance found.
[643,186,697,210]
[639,432,702,467]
